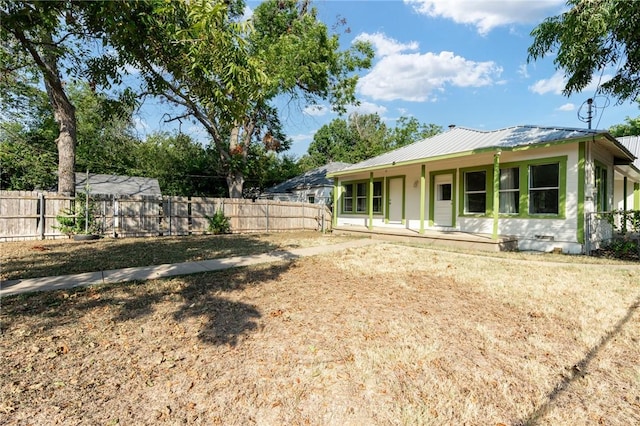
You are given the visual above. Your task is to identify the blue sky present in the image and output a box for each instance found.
[136,0,640,157]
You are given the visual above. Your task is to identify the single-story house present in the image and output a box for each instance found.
[75,173,162,197]
[264,162,351,204]
[328,125,638,254]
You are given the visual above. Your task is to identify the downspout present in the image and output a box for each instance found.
[492,152,501,240]
[420,164,426,234]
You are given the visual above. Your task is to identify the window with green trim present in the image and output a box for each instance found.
[594,164,608,212]
[529,163,559,214]
[464,170,486,213]
[499,167,519,214]
[372,181,383,213]
[342,180,383,214]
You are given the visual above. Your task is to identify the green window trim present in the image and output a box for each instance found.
[594,160,609,212]
[459,166,493,217]
[458,156,567,219]
[341,179,384,215]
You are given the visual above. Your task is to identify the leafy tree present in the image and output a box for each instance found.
[528,0,640,102]
[1,1,80,194]
[303,118,352,169]
[388,116,441,148]
[1,1,137,194]
[68,82,139,175]
[0,86,58,190]
[89,0,372,198]
[301,113,441,169]
[609,115,640,137]
[131,132,224,197]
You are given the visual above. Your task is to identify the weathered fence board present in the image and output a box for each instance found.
[0,191,331,241]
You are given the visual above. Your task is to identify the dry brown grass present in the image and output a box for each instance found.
[1,241,639,425]
[0,232,357,281]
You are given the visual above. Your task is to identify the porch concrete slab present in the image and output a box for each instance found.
[333,225,518,252]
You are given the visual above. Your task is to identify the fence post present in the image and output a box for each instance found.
[113,196,119,238]
[168,197,172,236]
[266,200,269,232]
[37,192,45,240]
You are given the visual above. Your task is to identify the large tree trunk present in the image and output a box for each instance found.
[225,123,252,198]
[43,47,76,196]
[226,170,245,198]
[10,26,78,196]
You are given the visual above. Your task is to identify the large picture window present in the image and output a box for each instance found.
[499,167,519,214]
[529,163,559,214]
[342,180,383,214]
[464,170,486,214]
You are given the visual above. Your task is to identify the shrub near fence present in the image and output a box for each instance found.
[0,191,332,242]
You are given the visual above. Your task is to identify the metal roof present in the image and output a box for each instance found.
[75,173,162,196]
[331,125,632,175]
[266,162,351,193]
[617,135,640,170]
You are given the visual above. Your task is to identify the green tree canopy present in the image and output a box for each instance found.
[528,0,640,102]
[88,0,372,197]
[301,113,441,169]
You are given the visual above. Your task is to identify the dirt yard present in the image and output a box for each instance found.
[1,239,639,425]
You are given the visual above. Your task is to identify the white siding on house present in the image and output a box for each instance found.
[336,143,586,253]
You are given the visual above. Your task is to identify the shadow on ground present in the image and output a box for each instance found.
[516,295,640,425]
[2,234,283,281]
[1,260,295,346]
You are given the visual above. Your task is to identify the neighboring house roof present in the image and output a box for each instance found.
[330,125,634,176]
[266,162,351,194]
[75,173,162,197]
[617,135,640,170]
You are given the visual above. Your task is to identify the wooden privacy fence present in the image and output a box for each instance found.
[0,191,332,242]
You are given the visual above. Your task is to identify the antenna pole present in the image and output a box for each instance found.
[587,98,593,129]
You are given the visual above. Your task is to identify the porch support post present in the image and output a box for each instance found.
[577,141,586,245]
[623,177,628,211]
[332,178,339,227]
[368,172,374,230]
[635,183,640,210]
[492,152,501,240]
[420,164,426,234]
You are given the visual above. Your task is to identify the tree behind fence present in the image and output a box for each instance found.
[0,191,332,241]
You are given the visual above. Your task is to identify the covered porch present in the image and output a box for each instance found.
[333,225,518,252]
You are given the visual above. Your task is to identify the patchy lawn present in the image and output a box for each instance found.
[1,241,638,425]
[0,232,357,281]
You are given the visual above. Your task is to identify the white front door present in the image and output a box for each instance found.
[388,177,403,222]
[433,174,453,227]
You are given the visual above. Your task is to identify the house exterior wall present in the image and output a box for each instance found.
[335,141,597,253]
[270,186,332,204]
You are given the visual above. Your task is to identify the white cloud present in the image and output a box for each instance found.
[347,101,388,116]
[303,104,329,117]
[354,32,419,57]
[133,116,149,132]
[358,48,503,102]
[404,0,565,35]
[530,71,613,95]
[529,71,566,95]
[518,64,530,79]
[557,103,575,112]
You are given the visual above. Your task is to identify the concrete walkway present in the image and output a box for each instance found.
[1,238,380,297]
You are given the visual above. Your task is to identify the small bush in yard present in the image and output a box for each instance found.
[206,209,231,234]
